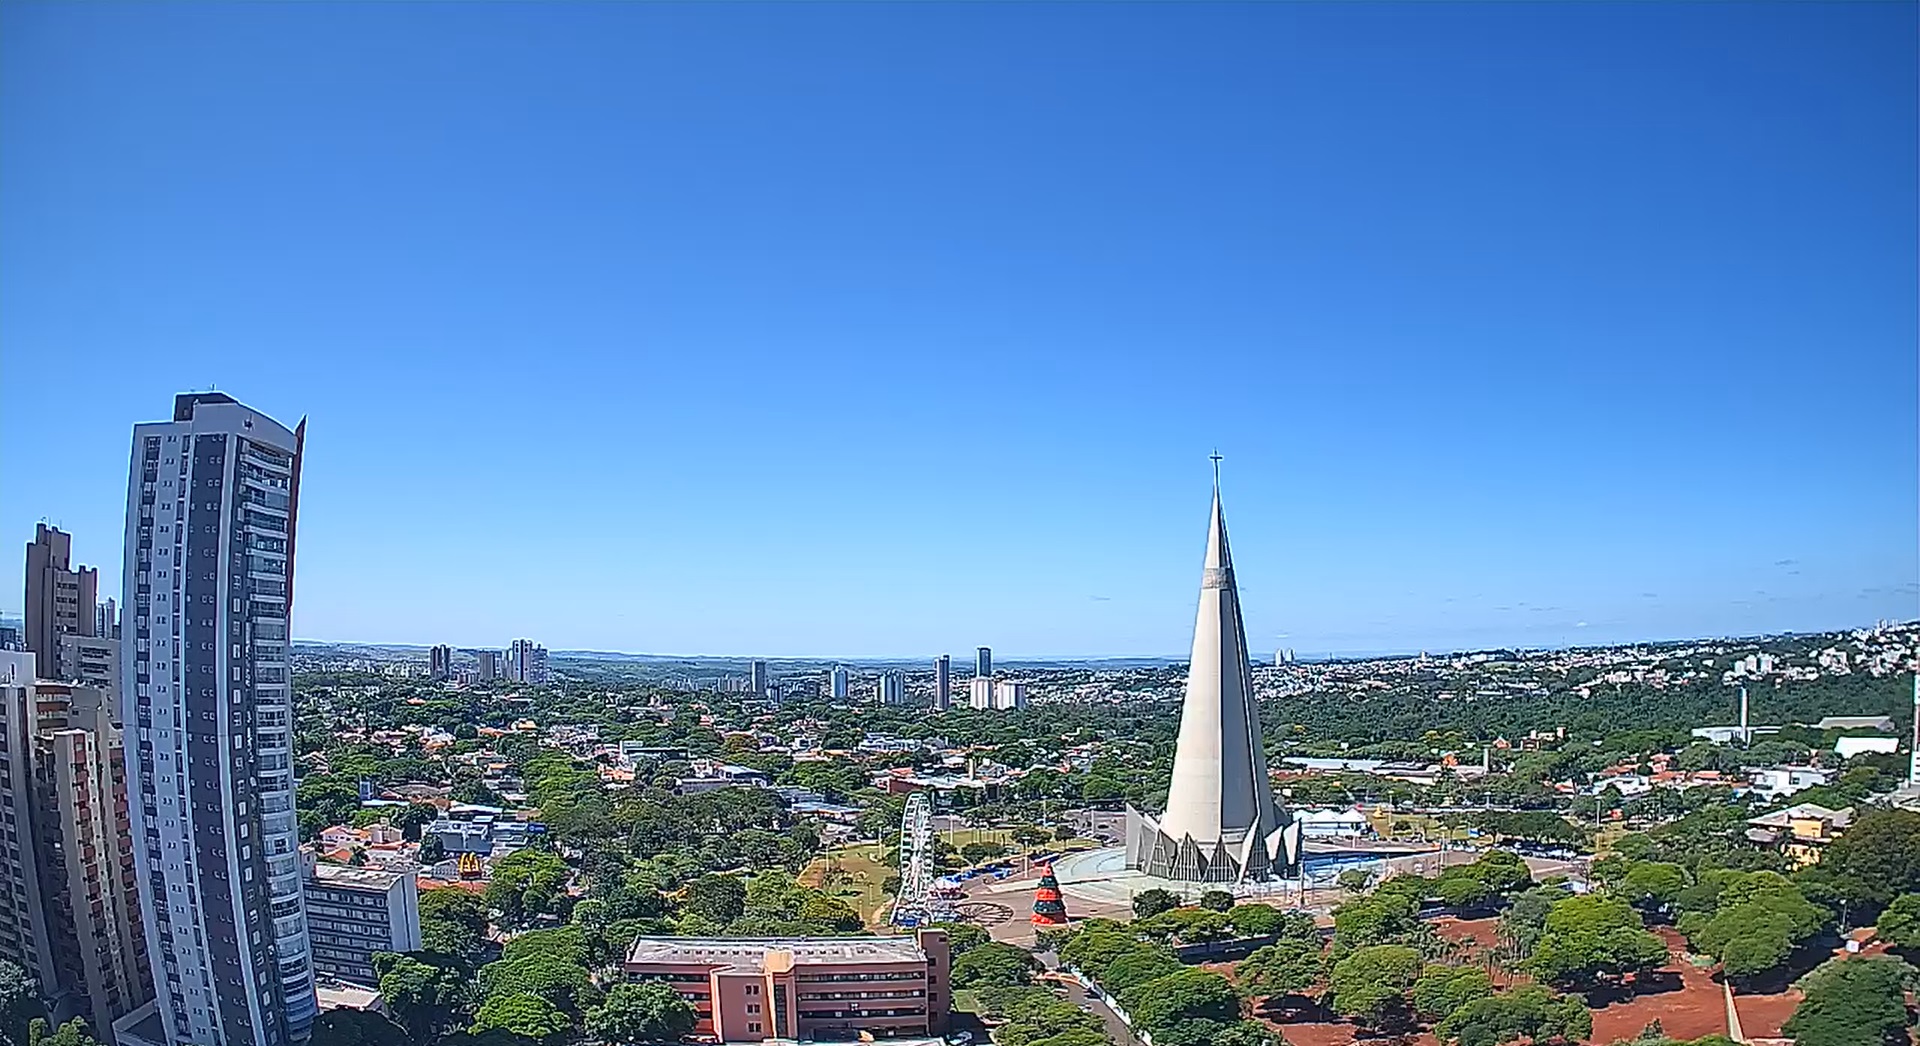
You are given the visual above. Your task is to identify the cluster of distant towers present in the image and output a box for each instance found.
[741,646,1029,711]
[424,639,549,685]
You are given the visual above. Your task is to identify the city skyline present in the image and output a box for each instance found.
[3,3,1916,658]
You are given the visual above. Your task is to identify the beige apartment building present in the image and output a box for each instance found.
[623,930,950,1043]
[0,652,151,1038]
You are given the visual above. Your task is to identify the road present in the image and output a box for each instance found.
[1046,964,1141,1046]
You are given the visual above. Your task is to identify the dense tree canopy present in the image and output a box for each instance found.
[1524,894,1668,988]
[1782,956,1918,1046]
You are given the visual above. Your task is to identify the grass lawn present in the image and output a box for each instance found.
[1366,810,1470,842]
[798,842,896,928]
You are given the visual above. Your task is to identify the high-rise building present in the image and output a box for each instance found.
[828,665,850,700]
[874,671,904,705]
[749,660,769,694]
[0,652,153,1038]
[57,632,120,693]
[1126,471,1300,884]
[933,655,950,711]
[968,677,994,710]
[115,392,316,1046]
[302,862,421,987]
[0,626,19,651]
[97,599,120,640]
[476,650,500,682]
[429,644,452,681]
[508,639,549,684]
[1909,675,1918,787]
[975,646,991,679]
[991,680,1027,710]
[25,524,97,673]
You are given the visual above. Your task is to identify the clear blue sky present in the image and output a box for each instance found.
[3,3,1915,658]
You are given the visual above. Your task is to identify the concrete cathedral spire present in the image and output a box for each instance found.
[1127,461,1300,883]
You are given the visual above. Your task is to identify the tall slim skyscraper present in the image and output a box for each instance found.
[828,665,850,700]
[97,598,120,639]
[975,646,991,679]
[428,644,452,681]
[933,655,950,711]
[25,524,97,673]
[476,650,500,682]
[1910,674,1918,786]
[1126,470,1299,884]
[749,659,769,694]
[508,639,549,684]
[116,393,315,1046]
[874,671,904,705]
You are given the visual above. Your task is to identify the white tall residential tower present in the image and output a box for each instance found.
[115,393,316,1046]
[1126,465,1299,883]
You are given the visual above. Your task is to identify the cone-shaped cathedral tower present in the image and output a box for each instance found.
[1125,465,1301,883]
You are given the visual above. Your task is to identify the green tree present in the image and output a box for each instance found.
[1099,947,1182,995]
[1131,888,1180,920]
[1433,984,1591,1046]
[1496,886,1561,956]
[0,959,45,1046]
[374,952,475,1040]
[470,993,571,1043]
[1679,871,1830,983]
[486,850,572,927]
[477,954,601,1015]
[1235,938,1323,1001]
[1434,874,1493,910]
[1118,969,1242,1036]
[933,922,991,956]
[1524,895,1668,988]
[1618,862,1690,917]
[1336,867,1375,894]
[680,875,747,925]
[1795,808,1920,921]
[420,887,491,957]
[1331,888,1419,954]
[1874,892,1920,951]
[1413,964,1493,1022]
[797,894,863,933]
[394,802,440,842]
[952,942,1038,989]
[1198,889,1235,912]
[1327,944,1423,1029]
[584,982,697,1045]
[307,1009,409,1046]
[26,1018,106,1046]
[1225,903,1308,939]
[1782,956,1917,1046]
[297,775,363,829]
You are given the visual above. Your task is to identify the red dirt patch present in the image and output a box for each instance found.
[1587,929,1729,1044]
[1432,915,1500,943]
[1733,986,1802,1040]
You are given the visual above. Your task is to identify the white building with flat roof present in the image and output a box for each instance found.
[303,862,421,987]
[990,680,1027,710]
[967,677,993,710]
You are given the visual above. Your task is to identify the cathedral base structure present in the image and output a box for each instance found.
[1125,807,1302,884]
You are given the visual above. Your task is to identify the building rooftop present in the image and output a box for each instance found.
[310,863,408,889]
[626,935,929,972]
[1747,803,1854,830]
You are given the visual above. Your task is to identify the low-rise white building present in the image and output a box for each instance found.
[304,861,422,986]
[1747,766,1836,801]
